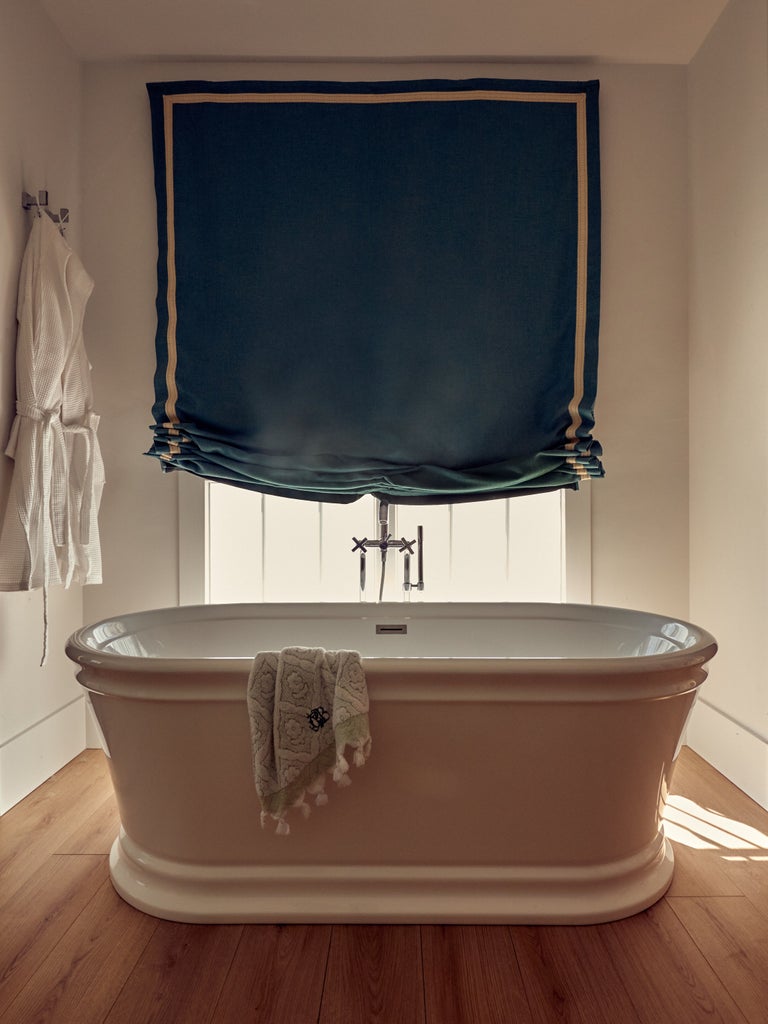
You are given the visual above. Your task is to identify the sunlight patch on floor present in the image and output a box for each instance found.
[664,794,768,855]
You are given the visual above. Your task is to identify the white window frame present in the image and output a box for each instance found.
[177,474,592,606]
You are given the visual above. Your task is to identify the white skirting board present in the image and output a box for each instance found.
[0,697,86,814]
[687,698,768,811]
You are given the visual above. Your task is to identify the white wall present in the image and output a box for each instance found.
[590,66,689,615]
[687,0,768,805]
[0,0,86,811]
[81,60,691,632]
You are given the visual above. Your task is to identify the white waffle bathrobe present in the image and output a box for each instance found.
[0,213,104,599]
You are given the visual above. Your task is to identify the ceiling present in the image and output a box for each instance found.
[40,0,728,64]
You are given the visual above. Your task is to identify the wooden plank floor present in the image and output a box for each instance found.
[1,746,767,1023]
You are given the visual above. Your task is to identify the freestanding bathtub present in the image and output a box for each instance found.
[65,602,717,925]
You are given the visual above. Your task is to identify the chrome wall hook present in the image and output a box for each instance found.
[22,190,69,232]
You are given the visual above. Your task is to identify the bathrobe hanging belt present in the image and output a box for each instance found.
[6,404,101,572]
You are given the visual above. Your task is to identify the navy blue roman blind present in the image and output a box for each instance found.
[146,79,603,503]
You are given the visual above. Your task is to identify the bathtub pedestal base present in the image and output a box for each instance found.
[110,829,674,925]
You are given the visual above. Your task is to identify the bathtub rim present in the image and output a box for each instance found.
[66,600,717,672]
[66,601,717,704]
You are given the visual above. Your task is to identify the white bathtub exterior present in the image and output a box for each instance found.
[66,602,717,925]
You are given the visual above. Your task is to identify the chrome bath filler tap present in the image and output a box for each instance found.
[352,499,424,600]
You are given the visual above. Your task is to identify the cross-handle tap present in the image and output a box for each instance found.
[352,501,424,598]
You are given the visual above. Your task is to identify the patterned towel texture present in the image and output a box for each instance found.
[247,647,371,835]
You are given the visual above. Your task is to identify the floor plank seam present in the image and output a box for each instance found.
[413,925,429,1024]
[206,925,247,1024]
[316,924,335,1023]
[663,897,752,1024]
[417,925,427,1024]
[204,928,244,1024]
[506,924,536,1024]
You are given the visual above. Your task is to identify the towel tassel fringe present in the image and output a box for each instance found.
[307,776,329,806]
[332,752,350,785]
[294,796,311,819]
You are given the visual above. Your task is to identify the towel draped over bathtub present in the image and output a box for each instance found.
[247,647,371,834]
